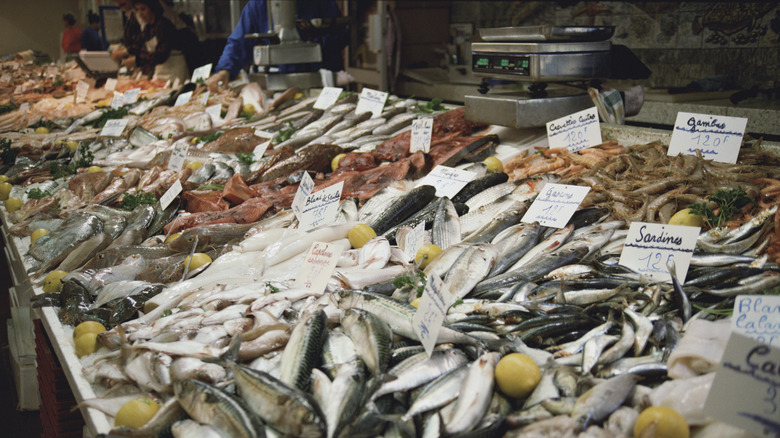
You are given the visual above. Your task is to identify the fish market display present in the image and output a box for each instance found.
[2,57,778,437]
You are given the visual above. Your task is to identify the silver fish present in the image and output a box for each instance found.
[174,379,265,438]
[432,197,461,250]
[442,351,500,435]
[341,308,393,376]
[371,346,468,400]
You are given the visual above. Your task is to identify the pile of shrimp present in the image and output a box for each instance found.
[504,141,624,181]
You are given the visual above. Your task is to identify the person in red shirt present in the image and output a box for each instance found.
[61,13,82,59]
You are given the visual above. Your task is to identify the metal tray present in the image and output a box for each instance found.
[479,25,615,42]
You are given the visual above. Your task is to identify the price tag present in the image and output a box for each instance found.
[313,86,343,110]
[100,118,129,137]
[546,106,602,152]
[0,74,10,83]
[191,63,212,83]
[198,90,210,106]
[410,117,434,153]
[205,103,222,123]
[172,77,181,89]
[668,112,747,164]
[294,241,344,293]
[174,91,193,106]
[253,46,263,66]
[413,274,455,357]
[403,221,426,262]
[110,91,124,109]
[76,80,89,101]
[104,77,117,91]
[732,296,780,347]
[252,140,270,163]
[415,165,476,198]
[521,183,591,228]
[299,181,344,231]
[46,66,58,77]
[19,103,30,113]
[168,140,189,171]
[618,222,699,283]
[292,172,315,220]
[704,332,780,437]
[355,87,388,118]
[123,88,141,104]
[254,129,273,138]
[13,85,24,94]
[159,179,182,210]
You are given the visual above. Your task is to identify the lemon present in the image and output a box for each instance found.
[0,181,12,200]
[65,140,79,152]
[331,153,347,172]
[43,270,68,293]
[73,321,107,340]
[415,244,443,269]
[484,157,504,173]
[410,297,421,308]
[165,233,181,243]
[55,140,63,146]
[634,406,689,438]
[74,332,99,357]
[5,197,23,212]
[242,104,256,116]
[185,161,202,170]
[184,253,212,271]
[30,228,50,243]
[668,208,704,227]
[114,397,161,429]
[0,175,8,182]
[35,126,50,134]
[494,353,541,399]
[348,224,376,249]
[87,166,104,173]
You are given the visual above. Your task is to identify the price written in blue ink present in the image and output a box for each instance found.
[619,222,699,283]
[668,112,747,164]
[637,252,675,274]
[412,274,454,357]
[521,183,590,228]
[546,107,602,152]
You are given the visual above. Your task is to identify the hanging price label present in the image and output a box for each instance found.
[292,172,315,220]
[403,221,426,262]
[668,112,747,164]
[299,182,344,231]
[294,241,344,293]
[198,91,210,106]
[313,87,343,110]
[546,106,602,152]
[205,103,222,123]
[413,275,455,357]
[123,88,141,104]
[410,117,434,153]
[100,118,129,136]
[619,222,699,283]
[159,179,182,210]
[104,77,117,91]
[253,140,270,163]
[76,80,89,102]
[521,183,590,228]
[110,91,124,109]
[732,295,780,347]
[191,63,212,83]
[355,87,388,118]
[174,91,193,106]
[168,140,189,171]
[415,165,476,198]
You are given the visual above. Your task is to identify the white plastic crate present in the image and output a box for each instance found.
[7,318,40,411]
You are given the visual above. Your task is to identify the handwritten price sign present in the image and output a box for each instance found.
[522,183,590,228]
[619,222,699,283]
[299,181,344,231]
[355,87,388,118]
[546,106,602,152]
[668,112,747,164]
[292,172,315,221]
[410,117,434,153]
[412,274,455,357]
[732,295,780,347]
[294,241,344,293]
[415,165,476,198]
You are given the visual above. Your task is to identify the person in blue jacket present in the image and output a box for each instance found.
[208,0,345,92]
[81,11,107,51]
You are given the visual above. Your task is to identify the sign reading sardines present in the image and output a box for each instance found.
[619,222,699,283]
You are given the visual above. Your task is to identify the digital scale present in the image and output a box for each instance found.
[465,25,615,128]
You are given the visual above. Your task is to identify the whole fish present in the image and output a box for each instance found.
[27,214,103,267]
[443,244,498,300]
[570,373,639,429]
[369,185,437,235]
[174,379,265,438]
[325,360,366,438]
[487,222,543,277]
[341,308,393,376]
[432,197,461,250]
[442,352,500,435]
[54,232,113,273]
[402,365,467,421]
[168,222,257,252]
[371,346,468,399]
[279,310,328,390]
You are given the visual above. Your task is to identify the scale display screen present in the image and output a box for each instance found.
[472,53,531,75]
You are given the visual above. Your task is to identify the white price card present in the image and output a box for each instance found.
[174,91,193,107]
[619,222,699,283]
[292,171,315,220]
[254,129,273,139]
[668,112,747,164]
[76,80,89,102]
[13,85,25,94]
[46,66,58,76]
[546,106,602,152]
[413,274,455,357]
[168,141,189,171]
[100,118,129,137]
[0,74,10,83]
[704,332,780,437]
[104,77,117,91]
[294,241,344,293]
[403,221,426,262]
[299,181,344,231]
[191,63,212,83]
[410,117,434,153]
[356,87,388,118]
[110,91,124,109]
[416,165,476,198]
[159,179,182,210]
[252,140,270,163]
[732,296,780,347]
[198,90,210,106]
[313,86,343,110]
[205,103,222,123]
[521,183,590,228]
[123,88,140,104]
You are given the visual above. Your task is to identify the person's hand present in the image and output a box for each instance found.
[111,47,127,63]
[122,56,136,69]
[208,70,230,93]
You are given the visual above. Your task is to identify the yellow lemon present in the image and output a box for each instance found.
[30,228,50,243]
[484,157,504,173]
[494,353,541,399]
[73,321,107,340]
[410,297,421,308]
[0,181,12,200]
[35,126,50,134]
[74,332,99,357]
[668,208,704,227]
[348,224,376,249]
[185,161,202,170]
[65,140,79,152]
[634,406,689,438]
[165,233,182,243]
[43,270,68,293]
[87,166,104,173]
[242,104,256,116]
[184,253,212,271]
[114,398,161,429]
[55,140,63,146]
[415,244,443,269]
[331,153,347,172]
[5,197,23,212]
[0,175,8,182]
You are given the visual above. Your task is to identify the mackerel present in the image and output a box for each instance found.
[279,310,327,390]
[341,308,393,376]
[371,346,468,399]
[174,379,264,438]
[369,185,437,235]
[325,360,367,438]
[487,222,543,277]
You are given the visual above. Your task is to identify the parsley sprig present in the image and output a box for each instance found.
[688,187,753,229]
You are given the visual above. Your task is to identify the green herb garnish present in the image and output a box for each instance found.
[273,121,297,143]
[0,104,16,115]
[90,107,129,128]
[74,144,94,168]
[392,271,427,297]
[196,184,225,191]
[0,138,15,165]
[26,188,51,199]
[453,299,464,306]
[412,98,444,113]
[266,282,280,293]
[120,190,158,211]
[236,152,255,164]
[196,131,223,144]
[688,187,754,229]
[27,119,57,131]
[692,304,733,316]
[163,309,173,316]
